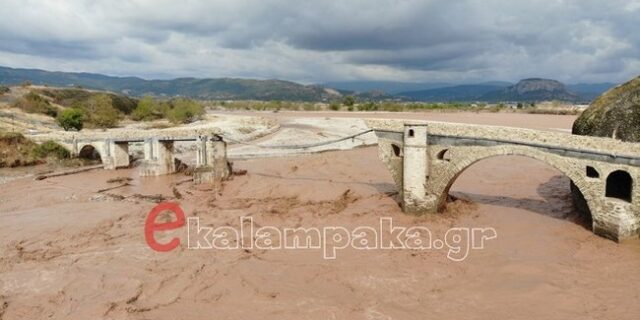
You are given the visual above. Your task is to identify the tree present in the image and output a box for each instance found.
[132,96,164,121]
[343,95,356,107]
[166,98,204,124]
[82,94,121,128]
[57,108,84,131]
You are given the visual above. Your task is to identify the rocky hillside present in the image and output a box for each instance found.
[394,79,609,103]
[572,76,640,142]
[480,78,579,102]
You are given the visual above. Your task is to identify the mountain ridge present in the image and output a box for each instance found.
[0,66,616,102]
[0,66,340,101]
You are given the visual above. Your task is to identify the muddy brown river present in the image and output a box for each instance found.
[1,112,639,319]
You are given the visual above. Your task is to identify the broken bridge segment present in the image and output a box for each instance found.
[68,133,231,184]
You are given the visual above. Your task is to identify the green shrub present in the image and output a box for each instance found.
[379,102,404,112]
[329,101,340,111]
[81,94,122,128]
[166,98,204,124]
[32,141,70,159]
[37,88,138,115]
[12,92,58,117]
[302,103,316,111]
[132,96,165,121]
[343,95,356,106]
[57,108,85,131]
[359,102,378,111]
[110,95,138,114]
[0,86,9,95]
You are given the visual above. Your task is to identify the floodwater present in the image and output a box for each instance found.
[0,112,639,319]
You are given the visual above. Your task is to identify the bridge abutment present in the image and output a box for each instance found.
[592,199,640,241]
[193,135,231,184]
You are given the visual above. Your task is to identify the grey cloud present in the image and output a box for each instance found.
[0,0,638,83]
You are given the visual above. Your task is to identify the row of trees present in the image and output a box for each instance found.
[132,96,204,124]
[54,94,205,131]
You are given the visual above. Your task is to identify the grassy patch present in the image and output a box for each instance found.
[0,131,70,167]
[31,141,70,159]
[11,91,58,117]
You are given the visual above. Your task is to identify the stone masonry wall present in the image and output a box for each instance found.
[366,119,640,241]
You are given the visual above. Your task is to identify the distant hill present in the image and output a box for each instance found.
[0,66,616,103]
[479,78,580,102]
[322,81,452,94]
[397,84,508,102]
[566,83,616,101]
[0,66,341,101]
[396,79,614,103]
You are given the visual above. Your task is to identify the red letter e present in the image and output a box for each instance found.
[145,202,185,252]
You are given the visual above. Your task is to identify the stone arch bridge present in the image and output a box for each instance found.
[365,119,640,242]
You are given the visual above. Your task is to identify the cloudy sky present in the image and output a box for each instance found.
[1,0,639,84]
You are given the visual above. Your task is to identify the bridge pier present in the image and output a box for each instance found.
[103,140,130,170]
[71,136,78,158]
[193,135,230,184]
[140,138,176,176]
[402,123,434,213]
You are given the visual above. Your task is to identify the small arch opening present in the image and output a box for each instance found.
[586,166,599,178]
[408,129,415,137]
[436,149,451,161]
[391,144,401,157]
[605,170,632,202]
[78,145,101,162]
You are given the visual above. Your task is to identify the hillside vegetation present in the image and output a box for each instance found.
[4,87,206,130]
[573,76,640,142]
[0,131,69,167]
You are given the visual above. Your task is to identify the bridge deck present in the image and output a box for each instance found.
[366,119,640,166]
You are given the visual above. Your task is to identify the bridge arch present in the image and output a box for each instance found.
[78,143,104,163]
[430,146,598,223]
[605,170,633,202]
